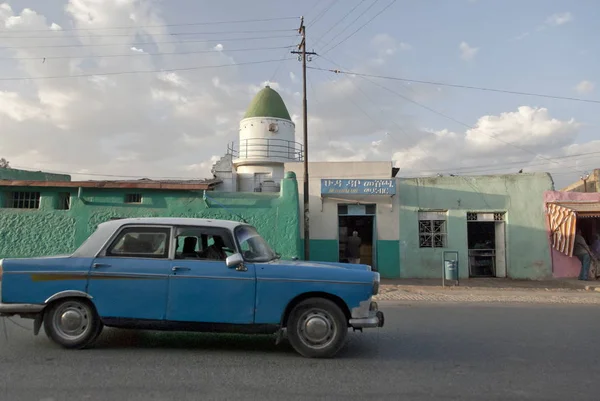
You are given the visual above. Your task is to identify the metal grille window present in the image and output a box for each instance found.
[125,193,142,204]
[57,192,71,210]
[418,211,447,248]
[6,191,40,209]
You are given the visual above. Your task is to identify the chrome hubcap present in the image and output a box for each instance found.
[52,302,90,340]
[297,308,337,350]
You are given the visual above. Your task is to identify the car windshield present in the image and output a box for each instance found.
[235,225,277,263]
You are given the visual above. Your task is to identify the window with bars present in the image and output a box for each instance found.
[5,191,41,209]
[57,192,71,210]
[125,193,142,204]
[418,211,447,248]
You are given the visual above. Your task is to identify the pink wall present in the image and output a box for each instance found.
[544,191,600,278]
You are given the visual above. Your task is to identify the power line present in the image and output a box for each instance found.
[1,45,294,61]
[307,0,340,28]
[0,17,300,33]
[312,0,364,48]
[321,0,397,56]
[0,57,293,81]
[317,0,380,53]
[316,55,585,175]
[0,28,295,40]
[0,34,297,49]
[307,66,600,105]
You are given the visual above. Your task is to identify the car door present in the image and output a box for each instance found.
[87,225,172,321]
[166,226,256,324]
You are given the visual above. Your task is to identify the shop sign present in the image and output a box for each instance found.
[320,179,396,195]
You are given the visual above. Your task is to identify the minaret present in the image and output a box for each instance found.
[231,85,301,192]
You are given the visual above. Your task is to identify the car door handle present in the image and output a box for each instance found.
[92,263,110,269]
[172,266,191,272]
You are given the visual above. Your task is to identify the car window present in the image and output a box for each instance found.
[106,227,170,259]
[174,227,235,261]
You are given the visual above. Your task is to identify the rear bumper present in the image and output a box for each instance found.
[0,302,44,316]
[349,302,385,328]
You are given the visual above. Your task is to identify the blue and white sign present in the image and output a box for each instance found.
[321,179,396,195]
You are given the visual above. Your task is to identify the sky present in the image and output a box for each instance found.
[0,0,598,188]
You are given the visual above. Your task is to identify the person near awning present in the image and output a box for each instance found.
[591,233,600,260]
[574,229,593,281]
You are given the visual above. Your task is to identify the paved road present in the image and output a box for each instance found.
[1,302,599,401]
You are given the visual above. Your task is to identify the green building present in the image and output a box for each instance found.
[0,170,301,260]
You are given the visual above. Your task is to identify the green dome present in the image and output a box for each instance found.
[243,85,291,121]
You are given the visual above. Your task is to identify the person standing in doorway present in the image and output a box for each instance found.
[574,229,592,281]
[346,231,362,265]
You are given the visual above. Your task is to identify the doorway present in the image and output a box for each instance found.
[337,204,376,268]
[467,212,507,278]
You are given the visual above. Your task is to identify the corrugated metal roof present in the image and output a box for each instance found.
[0,178,222,190]
[552,202,600,217]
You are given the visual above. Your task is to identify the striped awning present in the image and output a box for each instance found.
[545,202,600,256]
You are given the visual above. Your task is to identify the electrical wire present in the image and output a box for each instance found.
[320,0,397,56]
[307,67,600,105]
[0,57,293,81]
[315,55,586,175]
[1,45,295,61]
[312,0,364,48]
[0,17,300,33]
[307,0,340,28]
[0,28,295,40]
[0,34,297,49]
[317,0,380,53]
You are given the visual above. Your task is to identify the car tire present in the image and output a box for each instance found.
[286,298,348,358]
[43,298,102,349]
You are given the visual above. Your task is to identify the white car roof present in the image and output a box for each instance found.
[98,217,246,230]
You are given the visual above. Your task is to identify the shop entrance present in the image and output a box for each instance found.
[337,204,376,269]
[467,212,507,278]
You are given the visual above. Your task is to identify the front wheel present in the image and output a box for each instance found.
[286,298,348,358]
[43,298,102,349]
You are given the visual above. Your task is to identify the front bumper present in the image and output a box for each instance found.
[349,302,385,329]
[0,302,45,316]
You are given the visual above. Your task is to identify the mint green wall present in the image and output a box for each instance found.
[0,168,70,181]
[398,173,554,279]
[377,240,400,278]
[0,175,300,260]
[308,239,338,262]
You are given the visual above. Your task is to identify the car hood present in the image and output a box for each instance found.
[269,259,371,271]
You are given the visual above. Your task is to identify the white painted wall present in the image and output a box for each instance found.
[284,162,399,241]
[236,117,297,163]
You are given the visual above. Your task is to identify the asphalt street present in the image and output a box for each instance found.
[1,301,599,401]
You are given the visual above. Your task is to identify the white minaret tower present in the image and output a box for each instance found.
[231,85,301,192]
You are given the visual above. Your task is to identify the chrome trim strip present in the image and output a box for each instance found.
[45,290,93,304]
[169,275,254,281]
[257,277,370,285]
[348,316,380,328]
[0,303,45,315]
[89,272,169,278]
[8,270,89,275]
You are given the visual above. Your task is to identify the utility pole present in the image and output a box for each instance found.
[292,17,317,261]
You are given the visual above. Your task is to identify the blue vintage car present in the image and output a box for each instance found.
[0,217,383,358]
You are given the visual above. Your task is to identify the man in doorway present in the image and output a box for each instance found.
[346,231,362,265]
[574,229,592,281]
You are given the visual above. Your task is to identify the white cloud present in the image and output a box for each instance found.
[130,46,145,53]
[545,12,573,26]
[289,71,297,83]
[49,23,62,31]
[214,43,224,51]
[459,41,478,61]
[371,34,411,58]
[574,80,595,94]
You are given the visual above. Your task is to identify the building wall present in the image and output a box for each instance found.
[0,173,301,260]
[398,173,554,279]
[561,169,600,193]
[0,168,70,182]
[544,190,600,278]
[285,161,400,278]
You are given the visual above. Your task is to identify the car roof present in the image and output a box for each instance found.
[98,217,246,230]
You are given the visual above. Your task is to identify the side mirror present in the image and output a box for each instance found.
[226,253,244,268]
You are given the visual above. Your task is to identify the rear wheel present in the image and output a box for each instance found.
[286,298,348,358]
[43,298,102,349]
